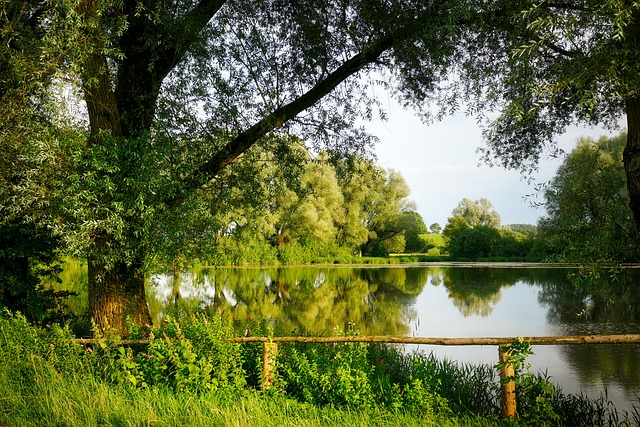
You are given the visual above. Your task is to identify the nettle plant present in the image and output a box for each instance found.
[90,312,246,395]
[495,337,560,424]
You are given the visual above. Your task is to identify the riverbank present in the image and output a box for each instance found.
[1,311,634,427]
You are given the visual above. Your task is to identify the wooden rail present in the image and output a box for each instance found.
[76,334,640,418]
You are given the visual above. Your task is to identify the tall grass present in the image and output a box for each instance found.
[1,311,636,427]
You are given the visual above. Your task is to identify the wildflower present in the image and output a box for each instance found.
[244,328,251,336]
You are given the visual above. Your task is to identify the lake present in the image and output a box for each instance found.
[57,263,640,414]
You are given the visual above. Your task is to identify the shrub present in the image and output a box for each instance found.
[279,325,375,408]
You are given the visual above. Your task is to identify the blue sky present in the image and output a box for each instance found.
[366,99,622,228]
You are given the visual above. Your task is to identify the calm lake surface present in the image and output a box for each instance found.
[58,263,640,413]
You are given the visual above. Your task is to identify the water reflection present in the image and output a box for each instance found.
[148,267,428,336]
[50,263,640,412]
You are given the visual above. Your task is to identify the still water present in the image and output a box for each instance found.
[58,264,640,413]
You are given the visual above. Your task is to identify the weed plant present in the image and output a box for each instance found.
[0,310,637,426]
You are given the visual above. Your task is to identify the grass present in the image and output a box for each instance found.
[1,311,636,427]
[0,366,497,427]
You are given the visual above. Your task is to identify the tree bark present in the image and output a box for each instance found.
[624,96,640,230]
[622,7,640,230]
[88,253,152,334]
[78,1,154,335]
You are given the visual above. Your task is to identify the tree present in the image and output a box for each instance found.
[539,132,640,261]
[0,3,81,324]
[506,224,537,238]
[451,198,501,228]
[3,1,474,333]
[442,200,533,260]
[356,168,414,256]
[429,223,442,234]
[446,225,502,260]
[442,215,471,255]
[452,2,640,229]
[399,211,428,253]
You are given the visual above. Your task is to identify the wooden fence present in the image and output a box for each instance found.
[77,334,640,418]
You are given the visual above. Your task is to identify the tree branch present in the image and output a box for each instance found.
[154,0,228,81]
[174,33,395,201]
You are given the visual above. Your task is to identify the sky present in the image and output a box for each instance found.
[365,98,623,228]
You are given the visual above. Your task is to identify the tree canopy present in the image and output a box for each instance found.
[3,0,640,332]
[443,198,536,260]
[451,198,501,228]
[540,132,640,261]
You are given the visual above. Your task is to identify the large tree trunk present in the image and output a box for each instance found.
[624,95,640,230]
[623,7,640,231]
[79,2,155,335]
[88,254,152,335]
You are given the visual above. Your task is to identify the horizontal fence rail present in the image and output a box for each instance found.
[226,334,640,345]
[75,333,640,347]
[75,334,640,418]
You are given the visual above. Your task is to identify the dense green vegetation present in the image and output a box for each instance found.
[172,152,425,267]
[436,135,640,263]
[2,3,640,424]
[538,132,640,262]
[1,310,634,427]
[440,198,540,261]
[3,1,640,333]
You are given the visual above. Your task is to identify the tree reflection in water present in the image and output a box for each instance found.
[147,267,427,336]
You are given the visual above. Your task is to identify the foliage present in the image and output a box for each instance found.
[446,225,502,260]
[539,132,640,262]
[277,324,450,415]
[507,224,538,238]
[399,211,429,253]
[418,233,445,256]
[279,330,375,408]
[451,198,501,228]
[449,1,634,173]
[0,225,75,325]
[190,155,421,264]
[496,338,560,425]
[442,199,538,260]
[0,310,635,426]
[91,312,246,395]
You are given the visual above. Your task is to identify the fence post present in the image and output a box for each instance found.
[498,345,517,418]
[262,341,278,390]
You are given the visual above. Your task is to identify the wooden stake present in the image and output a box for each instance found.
[498,345,517,418]
[262,341,278,390]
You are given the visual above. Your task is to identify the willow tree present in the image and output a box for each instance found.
[2,0,472,333]
[540,132,640,261]
[456,1,640,227]
[8,1,640,333]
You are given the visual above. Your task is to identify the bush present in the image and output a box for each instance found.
[114,312,245,394]
[1,311,634,426]
[278,325,375,408]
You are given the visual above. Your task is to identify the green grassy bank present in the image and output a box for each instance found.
[0,311,635,427]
